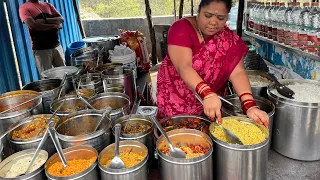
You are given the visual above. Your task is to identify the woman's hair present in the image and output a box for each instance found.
[198,0,232,13]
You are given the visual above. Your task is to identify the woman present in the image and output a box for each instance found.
[157,0,269,127]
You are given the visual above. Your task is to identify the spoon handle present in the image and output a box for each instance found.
[150,116,174,150]
[123,99,141,132]
[48,124,68,167]
[25,128,50,174]
[57,73,68,100]
[114,124,121,157]
[94,107,112,132]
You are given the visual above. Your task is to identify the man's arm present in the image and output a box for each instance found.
[35,16,64,25]
[24,18,61,31]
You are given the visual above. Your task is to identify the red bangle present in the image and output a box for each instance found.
[241,101,258,113]
[196,82,206,94]
[239,92,253,100]
[241,99,254,106]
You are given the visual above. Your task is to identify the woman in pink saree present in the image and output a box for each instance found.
[157,0,269,127]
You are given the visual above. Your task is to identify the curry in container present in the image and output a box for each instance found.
[162,118,210,134]
[121,121,151,134]
[11,115,60,140]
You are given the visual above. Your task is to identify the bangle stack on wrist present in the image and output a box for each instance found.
[240,93,259,113]
[196,81,216,100]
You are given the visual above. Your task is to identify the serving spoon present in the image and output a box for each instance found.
[108,124,125,169]
[151,116,186,158]
[123,99,141,133]
[194,93,243,145]
[268,73,295,99]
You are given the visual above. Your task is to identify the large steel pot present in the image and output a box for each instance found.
[0,142,3,162]
[246,70,272,98]
[98,140,148,180]
[221,94,275,148]
[23,79,64,113]
[156,129,213,180]
[50,96,87,118]
[154,115,211,139]
[7,114,60,156]
[0,149,48,179]
[55,110,111,151]
[102,69,137,104]
[41,66,80,93]
[45,145,99,180]
[112,115,154,160]
[267,79,320,161]
[88,92,130,121]
[210,116,269,180]
[0,90,43,156]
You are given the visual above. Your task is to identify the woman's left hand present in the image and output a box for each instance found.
[246,107,269,128]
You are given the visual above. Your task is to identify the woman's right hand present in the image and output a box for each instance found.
[203,94,222,123]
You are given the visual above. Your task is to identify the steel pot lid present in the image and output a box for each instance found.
[41,66,80,79]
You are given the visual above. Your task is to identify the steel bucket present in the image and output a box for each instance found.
[50,96,87,119]
[45,146,99,180]
[267,79,320,161]
[112,115,154,161]
[246,70,273,98]
[209,116,269,180]
[22,79,64,114]
[0,149,48,179]
[101,69,137,104]
[7,114,60,156]
[88,92,130,121]
[98,140,148,180]
[55,110,112,151]
[156,129,213,180]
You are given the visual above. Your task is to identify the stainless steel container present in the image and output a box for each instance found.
[0,142,3,162]
[41,66,80,93]
[221,94,275,148]
[70,47,101,70]
[156,129,213,180]
[103,84,125,93]
[7,114,60,156]
[246,70,272,98]
[92,63,123,74]
[112,115,154,160]
[23,79,64,114]
[88,92,130,121]
[45,145,99,180]
[50,96,87,118]
[66,89,96,99]
[55,110,112,151]
[210,116,269,180]
[154,115,211,139]
[0,149,48,179]
[267,79,320,161]
[0,90,43,156]
[79,73,103,90]
[98,140,148,180]
[101,69,137,104]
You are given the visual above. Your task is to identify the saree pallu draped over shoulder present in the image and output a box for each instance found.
[157,27,248,120]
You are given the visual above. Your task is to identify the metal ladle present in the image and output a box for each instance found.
[151,116,186,158]
[94,106,112,132]
[194,93,243,145]
[72,77,97,110]
[23,122,67,175]
[268,73,295,99]
[123,99,141,133]
[108,124,125,169]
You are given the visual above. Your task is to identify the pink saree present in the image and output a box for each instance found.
[157,19,248,119]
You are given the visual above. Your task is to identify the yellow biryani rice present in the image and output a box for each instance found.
[104,151,146,168]
[211,118,266,145]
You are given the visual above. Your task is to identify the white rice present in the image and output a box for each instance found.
[271,83,320,103]
[248,74,271,87]
[1,156,46,178]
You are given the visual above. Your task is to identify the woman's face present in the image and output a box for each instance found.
[197,1,229,36]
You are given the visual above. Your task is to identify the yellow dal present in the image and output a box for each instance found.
[211,118,267,145]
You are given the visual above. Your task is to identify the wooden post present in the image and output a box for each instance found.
[145,0,157,65]
[179,0,184,19]
[191,0,194,16]
[236,0,245,37]
[72,0,86,38]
